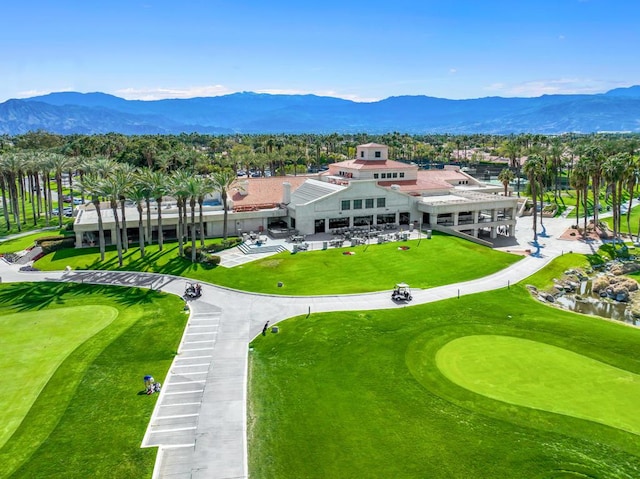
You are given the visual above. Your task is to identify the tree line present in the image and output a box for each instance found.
[1,131,639,263]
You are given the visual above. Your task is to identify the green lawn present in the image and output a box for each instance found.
[35,233,521,294]
[437,335,640,435]
[0,282,186,479]
[248,281,640,477]
[0,229,69,254]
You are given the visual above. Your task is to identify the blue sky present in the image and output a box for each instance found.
[2,0,639,102]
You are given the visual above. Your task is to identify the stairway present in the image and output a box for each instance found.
[237,242,287,255]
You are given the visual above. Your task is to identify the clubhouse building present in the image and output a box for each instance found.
[73,143,518,247]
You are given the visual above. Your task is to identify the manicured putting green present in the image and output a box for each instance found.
[436,335,640,435]
[0,306,118,448]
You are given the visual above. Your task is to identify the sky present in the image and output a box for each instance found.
[2,0,639,103]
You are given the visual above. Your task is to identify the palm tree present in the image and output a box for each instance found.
[127,180,148,258]
[499,140,522,196]
[570,158,590,236]
[548,138,565,203]
[1,153,25,232]
[184,176,202,262]
[169,170,192,257]
[585,144,604,227]
[50,153,74,227]
[602,153,628,246]
[135,167,157,246]
[523,155,545,243]
[100,176,124,267]
[78,174,107,260]
[211,168,238,239]
[114,163,136,252]
[197,176,215,248]
[147,170,168,251]
[497,168,514,197]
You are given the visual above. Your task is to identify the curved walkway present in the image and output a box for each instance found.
[0,215,602,479]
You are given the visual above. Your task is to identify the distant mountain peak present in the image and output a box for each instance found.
[0,87,638,135]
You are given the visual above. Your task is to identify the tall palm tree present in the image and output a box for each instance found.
[135,167,157,246]
[114,163,136,252]
[127,180,148,258]
[602,153,628,246]
[78,174,107,260]
[197,176,215,248]
[523,155,545,243]
[211,168,238,239]
[169,170,192,257]
[570,158,590,236]
[1,153,25,232]
[148,170,168,251]
[100,176,125,267]
[497,168,514,196]
[50,153,74,227]
[585,144,604,227]
[184,176,203,262]
[499,139,522,196]
[548,138,565,203]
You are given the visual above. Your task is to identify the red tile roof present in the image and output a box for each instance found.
[330,159,416,170]
[229,176,311,207]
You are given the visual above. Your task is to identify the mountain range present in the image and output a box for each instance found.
[1,86,640,135]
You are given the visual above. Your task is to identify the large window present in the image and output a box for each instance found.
[377,197,386,208]
[365,198,374,208]
[375,151,381,158]
[329,217,350,229]
[377,213,396,224]
[341,200,350,210]
[353,199,362,210]
[354,215,373,226]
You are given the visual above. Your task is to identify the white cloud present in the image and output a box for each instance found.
[256,88,379,102]
[113,84,232,100]
[111,85,379,102]
[15,87,73,98]
[483,79,630,97]
[449,68,457,74]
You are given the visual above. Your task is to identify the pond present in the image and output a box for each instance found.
[553,280,639,327]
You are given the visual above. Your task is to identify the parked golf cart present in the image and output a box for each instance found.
[391,282,412,302]
[184,282,202,299]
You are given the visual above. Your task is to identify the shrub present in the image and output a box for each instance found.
[36,236,75,254]
[201,254,221,266]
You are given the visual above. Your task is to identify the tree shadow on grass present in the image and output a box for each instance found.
[0,282,72,311]
[0,281,167,311]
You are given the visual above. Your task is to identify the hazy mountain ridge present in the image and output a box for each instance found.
[0,87,638,135]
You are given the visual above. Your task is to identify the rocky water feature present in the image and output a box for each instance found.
[528,261,640,327]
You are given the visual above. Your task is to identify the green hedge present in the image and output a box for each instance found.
[36,236,76,254]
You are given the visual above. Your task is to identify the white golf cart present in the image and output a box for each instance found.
[391,282,412,302]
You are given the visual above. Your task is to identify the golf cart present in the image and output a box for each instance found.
[391,282,412,302]
[184,282,202,299]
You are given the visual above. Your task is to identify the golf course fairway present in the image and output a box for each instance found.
[436,334,640,435]
[0,306,118,448]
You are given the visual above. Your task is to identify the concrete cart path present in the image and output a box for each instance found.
[0,214,602,479]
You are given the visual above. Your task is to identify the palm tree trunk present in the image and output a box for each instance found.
[110,200,123,267]
[137,204,146,258]
[145,199,152,245]
[156,196,164,252]
[198,200,206,248]
[0,176,10,229]
[95,200,106,261]
[190,199,197,263]
[177,198,184,256]
[120,201,128,252]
